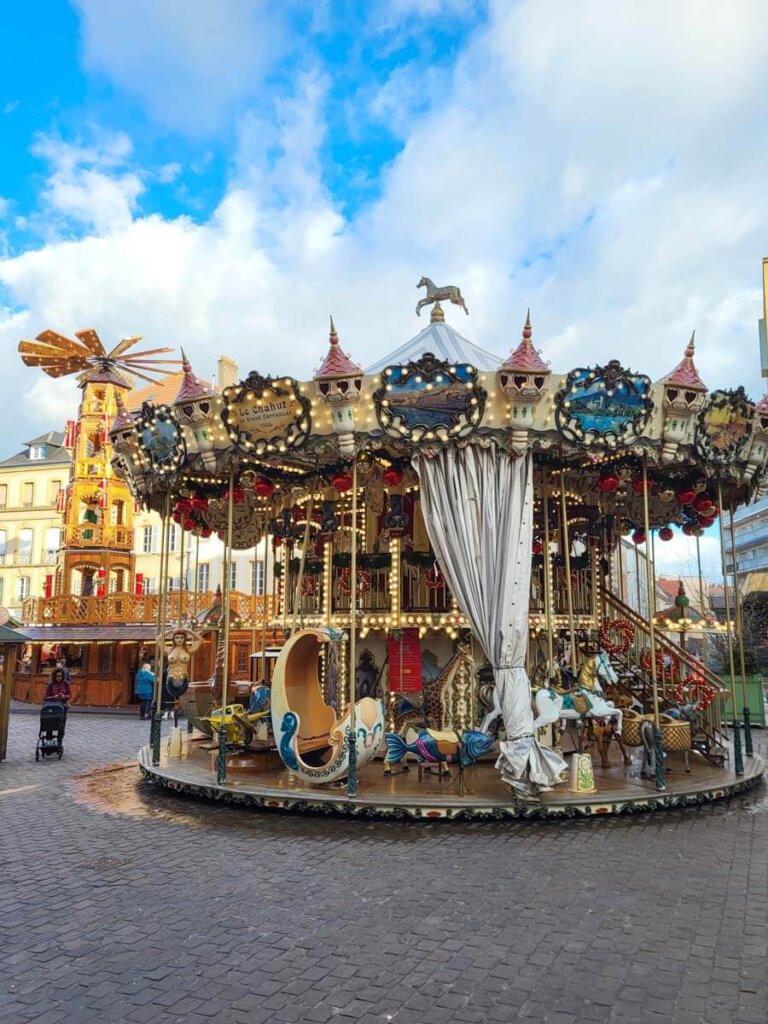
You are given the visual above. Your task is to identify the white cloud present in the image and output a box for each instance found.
[3,0,768,453]
[651,531,723,583]
[72,0,291,134]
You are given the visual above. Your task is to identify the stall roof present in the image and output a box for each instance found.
[20,625,157,643]
[0,625,29,644]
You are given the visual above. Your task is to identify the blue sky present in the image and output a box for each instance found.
[2,0,768,577]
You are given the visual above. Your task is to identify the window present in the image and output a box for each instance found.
[0,530,6,565]
[229,562,237,592]
[197,563,210,592]
[141,525,158,553]
[233,644,249,676]
[111,500,125,526]
[18,529,33,565]
[22,482,34,508]
[98,645,116,674]
[48,480,61,506]
[29,445,46,460]
[143,578,156,594]
[168,525,177,553]
[251,560,265,596]
[45,528,60,561]
[0,578,4,603]
[16,577,30,601]
[0,485,6,508]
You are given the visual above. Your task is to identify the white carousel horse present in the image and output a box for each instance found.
[480,652,627,767]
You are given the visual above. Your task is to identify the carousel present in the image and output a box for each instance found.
[20,283,766,818]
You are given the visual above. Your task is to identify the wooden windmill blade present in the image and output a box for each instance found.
[119,346,177,360]
[105,335,143,361]
[35,330,92,358]
[74,329,106,355]
[19,332,93,377]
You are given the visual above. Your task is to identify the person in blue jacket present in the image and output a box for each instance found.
[135,662,155,720]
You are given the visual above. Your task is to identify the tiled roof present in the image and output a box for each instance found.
[175,351,214,401]
[125,370,213,411]
[0,443,71,468]
[659,333,707,390]
[315,318,362,379]
[24,431,66,447]
[501,312,550,373]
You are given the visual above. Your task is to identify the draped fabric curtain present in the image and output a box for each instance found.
[414,444,566,795]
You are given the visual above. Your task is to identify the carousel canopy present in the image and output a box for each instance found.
[365,318,501,374]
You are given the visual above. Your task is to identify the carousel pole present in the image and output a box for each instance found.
[347,455,359,798]
[291,486,316,635]
[542,474,554,673]
[559,469,577,674]
[151,492,171,765]
[177,524,185,627]
[717,482,742,773]
[217,468,235,785]
[187,533,201,734]
[641,462,665,791]
[728,503,752,755]
[261,513,271,684]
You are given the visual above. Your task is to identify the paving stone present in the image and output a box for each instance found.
[0,711,765,1024]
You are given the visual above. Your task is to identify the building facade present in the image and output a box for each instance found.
[0,432,70,615]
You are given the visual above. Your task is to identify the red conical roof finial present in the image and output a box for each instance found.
[501,310,550,373]
[174,347,212,402]
[109,389,134,433]
[315,316,362,379]
[659,331,707,390]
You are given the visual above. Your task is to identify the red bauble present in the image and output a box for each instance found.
[225,487,246,504]
[698,515,714,528]
[183,516,196,531]
[532,541,543,555]
[598,474,620,493]
[200,527,212,539]
[253,479,275,499]
[382,466,403,488]
[682,524,694,536]
[631,476,646,494]
[632,529,646,545]
[659,527,674,542]
[678,489,696,505]
[175,498,193,514]
[273,536,282,548]
[172,511,182,524]
[333,473,353,493]
[191,497,208,512]
[694,497,712,514]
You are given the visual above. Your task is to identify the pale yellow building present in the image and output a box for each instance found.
[0,432,71,615]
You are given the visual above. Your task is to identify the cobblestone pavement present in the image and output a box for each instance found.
[0,710,766,1024]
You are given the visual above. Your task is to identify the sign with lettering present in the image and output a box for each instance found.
[221,372,311,457]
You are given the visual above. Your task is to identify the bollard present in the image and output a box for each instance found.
[732,718,744,775]
[743,706,753,756]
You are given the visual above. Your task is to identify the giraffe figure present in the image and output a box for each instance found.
[390,645,472,734]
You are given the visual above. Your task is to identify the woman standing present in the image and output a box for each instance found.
[135,662,155,720]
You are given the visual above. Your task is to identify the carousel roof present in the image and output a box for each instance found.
[365,318,501,374]
[175,349,214,402]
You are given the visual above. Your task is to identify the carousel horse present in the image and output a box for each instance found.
[388,645,473,734]
[532,652,630,768]
[416,276,469,316]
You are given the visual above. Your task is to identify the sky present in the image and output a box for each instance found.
[1,0,767,578]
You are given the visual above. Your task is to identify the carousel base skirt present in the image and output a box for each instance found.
[137,739,764,821]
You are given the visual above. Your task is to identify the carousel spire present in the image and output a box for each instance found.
[109,389,134,433]
[174,347,212,402]
[659,331,707,390]
[315,316,362,379]
[501,310,550,373]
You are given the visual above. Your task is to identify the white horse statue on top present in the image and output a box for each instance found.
[416,277,469,317]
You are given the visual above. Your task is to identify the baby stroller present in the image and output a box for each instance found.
[36,701,67,761]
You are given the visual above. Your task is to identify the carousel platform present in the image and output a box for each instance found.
[137,736,765,821]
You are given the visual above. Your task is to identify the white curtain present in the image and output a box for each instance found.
[414,444,566,796]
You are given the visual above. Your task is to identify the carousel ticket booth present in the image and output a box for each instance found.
[18,291,766,818]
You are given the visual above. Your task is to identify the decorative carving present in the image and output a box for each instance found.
[221,372,311,457]
[136,402,186,477]
[555,361,653,449]
[374,352,486,445]
[694,387,754,465]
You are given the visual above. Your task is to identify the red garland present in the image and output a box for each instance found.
[301,575,317,597]
[598,618,635,656]
[339,567,371,597]
[425,564,445,589]
[673,676,717,711]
